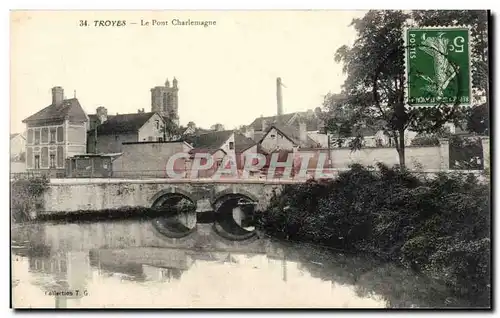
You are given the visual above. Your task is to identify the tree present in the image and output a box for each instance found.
[161,118,184,141]
[210,123,225,131]
[467,103,489,135]
[326,10,488,167]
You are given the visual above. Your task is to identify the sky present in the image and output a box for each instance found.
[10,10,366,133]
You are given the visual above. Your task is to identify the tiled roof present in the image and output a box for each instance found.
[183,130,234,150]
[249,113,297,131]
[22,98,88,123]
[95,112,157,135]
[234,132,257,153]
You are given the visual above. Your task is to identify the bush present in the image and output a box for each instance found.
[411,134,440,146]
[10,175,49,223]
[257,163,490,307]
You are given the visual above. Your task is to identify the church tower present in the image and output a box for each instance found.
[151,77,179,125]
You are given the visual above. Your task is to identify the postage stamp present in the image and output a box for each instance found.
[405,26,472,107]
[9,10,490,310]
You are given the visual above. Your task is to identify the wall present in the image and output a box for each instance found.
[67,122,87,158]
[328,145,441,170]
[219,132,236,162]
[112,141,192,177]
[236,145,258,170]
[138,113,165,142]
[89,132,138,154]
[260,127,295,152]
[10,161,26,173]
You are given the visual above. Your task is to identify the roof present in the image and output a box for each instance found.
[183,130,234,150]
[10,133,25,140]
[23,98,88,123]
[188,148,227,155]
[234,132,257,153]
[262,123,319,148]
[248,110,324,132]
[249,113,297,131]
[94,112,158,135]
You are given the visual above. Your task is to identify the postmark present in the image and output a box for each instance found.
[404,26,472,107]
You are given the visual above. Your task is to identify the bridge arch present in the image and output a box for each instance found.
[150,187,197,207]
[150,187,197,239]
[211,189,258,241]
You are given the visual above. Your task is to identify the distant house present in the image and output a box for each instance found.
[87,112,165,154]
[22,86,88,175]
[10,133,26,161]
[258,123,320,153]
[244,109,326,145]
[181,130,237,178]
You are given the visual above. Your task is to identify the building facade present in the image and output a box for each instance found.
[22,87,88,175]
[87,112,165,154]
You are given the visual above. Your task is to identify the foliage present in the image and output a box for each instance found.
[449,135,483,170]
[161,117,185,141]
[210,123,225,131]
[11,175,50,223]
[466,103,489,135]
[410,134,440,146]
[258,164,490,306]
[324,10,489,167]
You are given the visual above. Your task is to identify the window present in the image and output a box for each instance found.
[155,120,159,130]
[229,142,234,150]
[27,129,33,144]
[158,137,163,142]
[34,155,40,169]
[270,134,276,138]
[50,129,56,144]
[41,128,49,143]
[49,154,56,168]
[56,127,64,142]
[115,135,119,141]
[148,136,153,141]
[34,130,40,145]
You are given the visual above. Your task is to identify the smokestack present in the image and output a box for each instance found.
[276,77,283,116]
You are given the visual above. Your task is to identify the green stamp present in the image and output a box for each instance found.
[405,27,472,107]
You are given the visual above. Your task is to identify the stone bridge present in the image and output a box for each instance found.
[41,178,305,216]
[40,178,309,241]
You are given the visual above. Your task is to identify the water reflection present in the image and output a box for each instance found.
[11,220,463,308]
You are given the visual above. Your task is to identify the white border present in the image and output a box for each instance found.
[403,26,473,108]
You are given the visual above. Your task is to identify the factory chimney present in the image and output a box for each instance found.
[276,77,284,116]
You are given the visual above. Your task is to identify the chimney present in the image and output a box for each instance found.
[51,86,64,105]
[262,119,268,132]
[96,106,108,124]
[299,121,307,143]
[276,77,283,116]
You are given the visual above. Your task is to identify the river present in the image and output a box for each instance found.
[11,219,464,309]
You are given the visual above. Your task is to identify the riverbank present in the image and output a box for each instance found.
[256,163,491,308]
